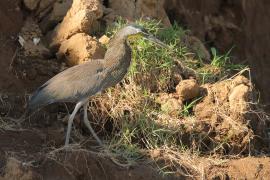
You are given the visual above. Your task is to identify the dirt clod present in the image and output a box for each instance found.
[176,79,200,101]
[99,35,110,45]
[57,33,106,66]
[19,18,52,58]
[49,9,97,51]
[182,35,211,62]
[229,84,250,113]
[192,75,263,154]
[157,93,183,116]
[66,0,103,19]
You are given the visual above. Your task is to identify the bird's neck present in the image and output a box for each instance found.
[104,37,132,69]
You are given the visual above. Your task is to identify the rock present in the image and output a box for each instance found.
[176,79,200,101]
[22,42,52,58]
[23,0,40,10]
[99,35,110,45]
[161,98,183,116]
[229,84,250,113]
[135,0,171,27]
[171,65,183,86]
[231,75,250,88]
[194,76,252,124]
[36,0,57,19]
[66,0,103,19]
[156,93,183,116]
[39,0,72,33]
[108,0,171,26]
[108,0,136,20]
[20,18,43,42]
[182,35,211,63]
[49,9,96,51]
[56,33,106,66]
[19,18,52,58]
[192,76,254,154]
[49,0,103,51]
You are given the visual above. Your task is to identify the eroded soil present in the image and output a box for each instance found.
[0,1,270,180]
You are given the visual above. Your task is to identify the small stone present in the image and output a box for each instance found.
[176,79,200,101]
[99,35,110,45]
[156,93,183,116]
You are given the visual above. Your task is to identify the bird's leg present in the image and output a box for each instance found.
[83,102,103,146]
[65,101,84,146]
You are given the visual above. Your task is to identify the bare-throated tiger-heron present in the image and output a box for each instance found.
[27,24,167,146]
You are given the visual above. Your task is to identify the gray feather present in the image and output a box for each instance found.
[27,60,105,111]
[27,25,139,112]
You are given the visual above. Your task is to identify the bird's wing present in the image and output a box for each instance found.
[28,60,105,111]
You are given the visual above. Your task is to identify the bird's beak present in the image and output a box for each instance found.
[142,32,169,48]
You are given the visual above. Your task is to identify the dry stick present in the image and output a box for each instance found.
[8,47,18,72]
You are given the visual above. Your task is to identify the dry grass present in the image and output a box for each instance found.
[73,19,270,176]
[1,18,268,178]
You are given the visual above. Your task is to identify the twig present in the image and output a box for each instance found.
[8,47,18,71]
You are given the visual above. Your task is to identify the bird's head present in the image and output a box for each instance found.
[116,24,168,48]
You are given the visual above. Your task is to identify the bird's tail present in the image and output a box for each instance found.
[26,91,39,115]
[26,89,54,116]
[26,81,56,117]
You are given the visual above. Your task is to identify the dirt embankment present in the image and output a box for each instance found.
[0,0,24,93]
[164,0,270,112]
[0,0,270,180]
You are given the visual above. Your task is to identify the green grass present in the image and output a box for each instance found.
[106,18,188,92]
[181,97,202,117]
[94,18,249,167]
[196,47,247,84]
[100,19,191,163]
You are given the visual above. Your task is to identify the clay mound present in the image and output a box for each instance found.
[188,75,265,154]
[154,74,267,154]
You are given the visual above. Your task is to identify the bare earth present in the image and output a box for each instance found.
[0,1,270,180]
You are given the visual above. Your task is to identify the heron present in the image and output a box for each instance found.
[27,24,167,147]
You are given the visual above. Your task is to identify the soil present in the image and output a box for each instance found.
[0,0,25,93]
[0,1,270,180]
[164,0,270,112]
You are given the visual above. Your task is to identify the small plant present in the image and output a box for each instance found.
[210,47,230,68]
[211,47,246,71]
[196,47,247,84]
[181,97,202,117]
